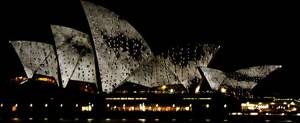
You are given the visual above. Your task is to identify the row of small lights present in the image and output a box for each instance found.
[0,102,94,108]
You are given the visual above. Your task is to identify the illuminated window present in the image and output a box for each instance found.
[206,104,210,108]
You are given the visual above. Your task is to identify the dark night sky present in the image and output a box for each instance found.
[1,0,298,97]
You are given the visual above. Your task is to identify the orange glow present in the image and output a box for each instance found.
[107,104,192,112]
[12,106,17,112]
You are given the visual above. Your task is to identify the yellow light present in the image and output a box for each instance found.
[291,102,295,105]
[107,104,110,107]
[38,77,48,82]
[12,106,17,112]
[81,106,92,112]
[220,88,226,93]
[0,103,3,107]
[206,104,210,108]
[169,89,175,93]
[172,104,175,107]
[250,112,258,115]
[176,107,180,111]
[195,86,200,93]
[283,102,287,105]
[292,107,297,111]
[158,107,161,111]
[161,85,167,90]
[185,107,190,111]
[199,98,211,100]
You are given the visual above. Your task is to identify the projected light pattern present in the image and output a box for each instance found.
[236,65,282,78]
[199,67,226,90]
[51,25,97,88]
[164,43,220,67]
[125,56,180,87]
[10,41,59,85]
[124,43,220,89]
[9,1,280,94]
[163,44,220,88]
[199,65,282,90]
[81,1,153,92]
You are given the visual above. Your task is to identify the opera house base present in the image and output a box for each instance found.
[1,85,300,122]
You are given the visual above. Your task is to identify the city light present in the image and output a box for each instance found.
[169,89,175,94]
[224,104,227,108]
[250,112,258,115]
[29,103,33,108]
[0,103,3,107]
[220,87,227,93]
[290,102,295,105]
[81,106,92,112]
[161,85,167,90]
[60,104,63,108]
[44,104,48,108]
[206,104,210,108]
[12,105,17,112]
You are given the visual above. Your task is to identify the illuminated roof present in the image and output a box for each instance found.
[51,25,97,88]
[81,1,154,92]
[10,41,59,85]
[9,1,221,93]
[199,67,226,90]
[125,56,180,87]
[235,65,282,78]
[199,65,282,90]
[164,44,220,88]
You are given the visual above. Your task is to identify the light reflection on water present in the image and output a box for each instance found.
[2,118,298,123]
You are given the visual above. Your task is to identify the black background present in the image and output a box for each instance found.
[1,0,298,97]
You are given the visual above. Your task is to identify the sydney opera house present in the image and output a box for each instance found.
[1,0,298,122]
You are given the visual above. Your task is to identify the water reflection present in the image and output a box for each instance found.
[1,118,299,123]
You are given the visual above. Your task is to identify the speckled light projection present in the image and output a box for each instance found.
[51,25,97,88]
[163,44,220,89]
[199,65,282,90]
[81,1,153,92]
[124,43,220,89]
[125,56,180,87]
[199,66,226,90]
[10,41,59,85]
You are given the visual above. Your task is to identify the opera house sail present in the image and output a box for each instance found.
[7,0,281,95]
[81,1,154,93]
[124,44,220,90]
[9,41,59,86]
[51,25,97,88]
[125,56,181,87]
[199,65,282,91]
